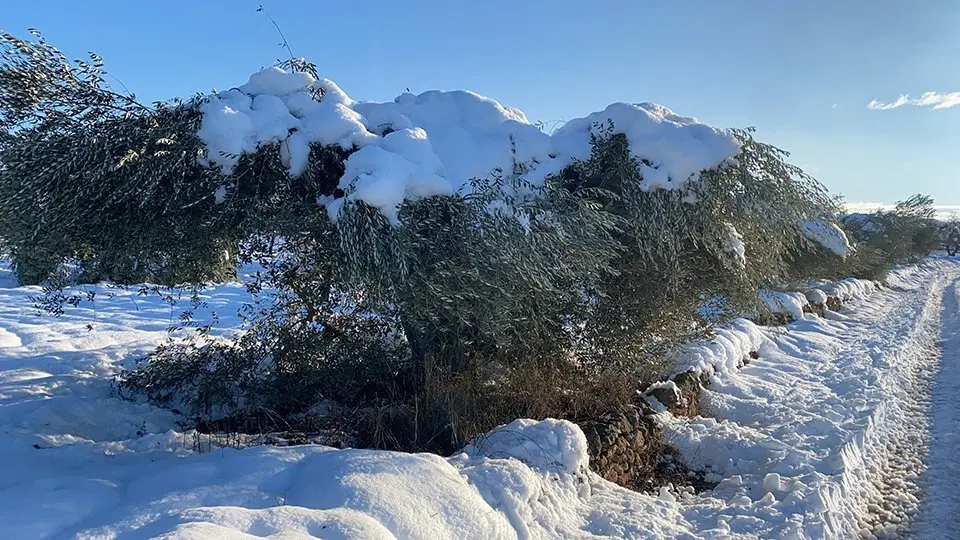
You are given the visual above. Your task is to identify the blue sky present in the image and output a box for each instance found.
[5,1,958,206]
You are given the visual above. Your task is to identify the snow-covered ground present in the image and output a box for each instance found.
[911,278,960,539]
[1,258,959,539]
[661,259,960,538]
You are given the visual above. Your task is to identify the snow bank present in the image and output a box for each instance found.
[759,277,877,323]
[675,275,881,380]
[460,418,589,474]
[673,318,767,377]
[883,258,955,290]
[760,290,810,320]
[198,66,740,223]
[807,277,877,303]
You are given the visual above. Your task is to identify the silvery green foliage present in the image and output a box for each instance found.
[0,31,236,286]
[555,128,841,377]
[0,32,356,289]
[334,169,624,373]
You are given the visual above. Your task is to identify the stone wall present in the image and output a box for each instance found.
[578,403,662,489]
[579,370,712,490]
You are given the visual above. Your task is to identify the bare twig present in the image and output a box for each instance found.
[257,5,295,62]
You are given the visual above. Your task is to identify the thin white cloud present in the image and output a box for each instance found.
[867,95,910,110]
[867,91,960,111]
[914,91,960,109]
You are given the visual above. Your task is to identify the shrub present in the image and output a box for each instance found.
[0,32,225,285]
[940,218,960,257]
[333,172,623,376]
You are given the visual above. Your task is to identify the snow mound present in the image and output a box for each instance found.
[156,506,397,540]
[460,418,589,474]
[674,318,767,377]
[550,102,740,191]
[805,288,829,305]
[800,219,853,257]
[760,290,810,320]
[198,66,740,223]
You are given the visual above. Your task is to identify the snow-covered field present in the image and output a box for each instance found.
[1,258,959,539]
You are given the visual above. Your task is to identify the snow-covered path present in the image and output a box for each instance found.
[910,279,960,539]
[1,259,960,539]
[657,259,960,538]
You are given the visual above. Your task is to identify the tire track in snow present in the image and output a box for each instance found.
[856,336,936,539]
[850,267,956,539]
[856,270,960,539]
[910,278,960,539]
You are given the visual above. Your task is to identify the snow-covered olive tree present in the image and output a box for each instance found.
[834,195,944,279]
[1,31,864,450]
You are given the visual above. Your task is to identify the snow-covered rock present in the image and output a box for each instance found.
[805,288,829,305]
[644,380,683,410]
[673,318,767,378]
[808,277,877,303]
